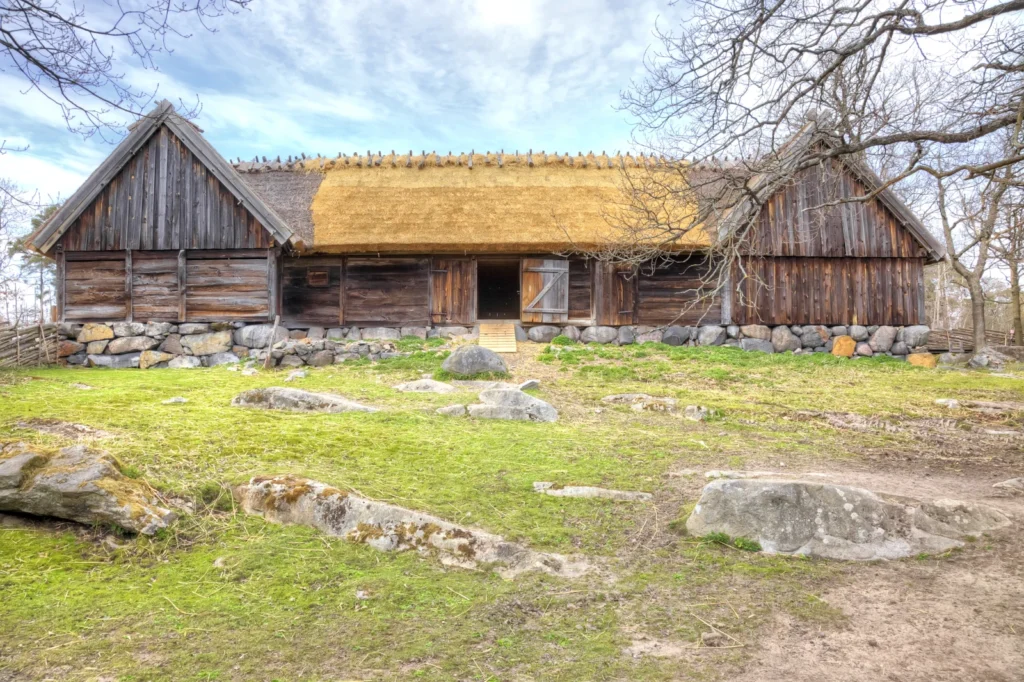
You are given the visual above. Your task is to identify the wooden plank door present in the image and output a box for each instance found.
[521,258,569,324]
[430,258,476,325]
[593,261,636,325]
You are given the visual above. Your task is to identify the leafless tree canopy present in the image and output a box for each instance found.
[0,0,249,140]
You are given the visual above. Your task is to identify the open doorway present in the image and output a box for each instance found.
[477,259,521,320]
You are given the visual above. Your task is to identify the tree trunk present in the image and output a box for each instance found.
[968,278,988,352]
[1011,260,1023,346]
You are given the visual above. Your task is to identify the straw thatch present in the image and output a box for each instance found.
[233,151,711,254]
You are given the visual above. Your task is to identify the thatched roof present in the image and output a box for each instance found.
[233,151,710,254]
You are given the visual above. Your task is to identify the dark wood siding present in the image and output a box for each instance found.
[637,257,722,325]
[56,125,276,253]
[568,258,593,320]
[743,162,927,259]
[593,262,636,326]
[430,258,476,325]
[64,253,128,321]
[184,251,271,322]
[131,252,179,321]
[281,257,343,326]
[345,258,429,325]
[732,257,925,326]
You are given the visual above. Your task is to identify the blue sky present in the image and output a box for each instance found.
[0,0,668,205]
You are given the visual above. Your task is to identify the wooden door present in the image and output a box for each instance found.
[521,258,569,324]
[594,261,636,325]
[430,258,476,324]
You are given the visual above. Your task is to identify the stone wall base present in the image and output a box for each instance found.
[54,321,932,368]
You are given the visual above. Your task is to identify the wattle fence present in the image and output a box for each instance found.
[0,323,61,368]
[926,328,1015,353]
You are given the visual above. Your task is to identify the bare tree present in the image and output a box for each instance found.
[616,0,1024,345]
[990,187,1024,343]
[1,0,250,141]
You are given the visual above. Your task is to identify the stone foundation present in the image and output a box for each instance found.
[54,321,931,368]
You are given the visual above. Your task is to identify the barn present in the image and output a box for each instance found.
[31,101,944,365]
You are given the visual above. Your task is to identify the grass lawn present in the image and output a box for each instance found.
[1,342,1021,681]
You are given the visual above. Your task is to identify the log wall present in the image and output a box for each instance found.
[637,257,721,325]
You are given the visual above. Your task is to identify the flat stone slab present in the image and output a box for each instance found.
[15,419,112,440]
[231,387,378,413]
[394,379,457,394]
[602,393,677,412]
[468,388,558,422]
[687,479,1010,561]
[451,380,520,390]
[533,482,652,502]
[234,475,588,579]
[0,443,175,535]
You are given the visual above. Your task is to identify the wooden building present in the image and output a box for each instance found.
[30,102,944,330]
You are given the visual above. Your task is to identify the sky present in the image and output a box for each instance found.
[0,0,669,207]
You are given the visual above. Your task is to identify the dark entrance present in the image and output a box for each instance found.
[477,259,521,320]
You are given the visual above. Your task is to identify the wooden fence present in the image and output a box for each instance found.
[0,323,62,368]
[926,328,1015,353]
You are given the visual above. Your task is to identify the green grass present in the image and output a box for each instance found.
[0,344,1021,680]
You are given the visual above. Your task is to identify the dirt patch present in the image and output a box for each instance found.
[14,418,113,440]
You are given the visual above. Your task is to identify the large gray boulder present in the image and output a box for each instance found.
[634,326,663,343]
[468,388,558,422]
[869,325,897,352]
[178,323,211,335]
[441,345,507,376]
[361,327,401,340]
[662,326,690,346]
[799,325,830,348]
[849,325,869,341]
[168,355,202,369]
[560,326,580,342]
[616,326,635,345]
[111,321,146,337]
[144,321,175,337]
[0,443,175,534]
[180,330,233,356]
[686,479,1009,561]
[87,353,141,368]
[234,324,288,349]
[740,338,774,353]
[528,325,561,343]
[771,326,801,352]
[106,335,159,355]
[433,326,471,339]
[231,387,378,413]
[902,325,931,348]
[206,351,240,366]
[581,326,618,344]
[697,325,727,346]
[394,379,457,394]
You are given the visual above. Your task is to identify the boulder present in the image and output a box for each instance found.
[231,387,378,413]
[683,405,710,421]
[580,326,618,344]
[306,327,326,340]
[139,350,174,369]
[326,327,347,341]
[993,478,1024,493]
[158,334,183,355]
[528,325,561,343]
[0,443,175,534]
[400,326,429,339]
[87,353,141,369]
[279,355,305,367]
[77,323,114,343]
[662,326,690,346]
[206,352,240,367]
[233,475,587,578]
[144,322,175,337]
[697,325,726,346]
[855,342,874,357]
[57,340,85,358]
[726,324,740,339]
[890,341,909,356]
[902,325,931,348]
[168,355,202,369]
[686,479,1009,561]
[616,326,635,345]
[306,350,335,367]
[284,370,307,382]
[468,388,558,422]
[361,327,401,340]
[739,324,771,341]
[434,326,470,339]
[515,326,528,342]
[634,326,663,344]
[85,340,109,354]
[869,325,897,352]
[66,353,87,366]
[739,338,774,353]
[831,326,848,338]
[907,352,937,369]
[848,325,869,341]
[177,323,210,335]
[288,329,307,340]
[771,326,801,353]
[799,325,830,348]
[831,335,856,358]
[107,335,159,355]
[560,326,581,342]
[518,379,540,390]
[395,379,457,394]
[441,345,507,376]
[533,482,652,502]
[436,404,468,417]
[111,322,146,337]
[233,324,288,349]
[180,331,233,356]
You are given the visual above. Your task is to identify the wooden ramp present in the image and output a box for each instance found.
[478,323,518,353]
